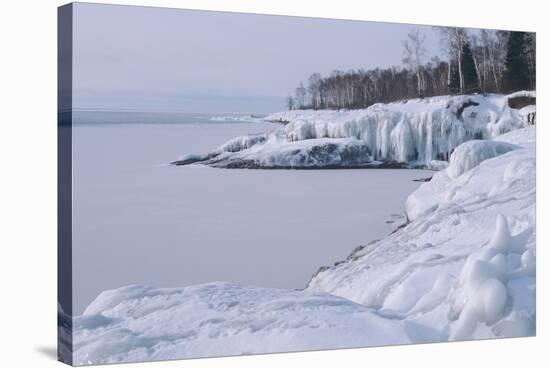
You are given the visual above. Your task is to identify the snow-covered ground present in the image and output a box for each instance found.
[65,122,535,364]
[68,283,413,364]
[174,93,533,169]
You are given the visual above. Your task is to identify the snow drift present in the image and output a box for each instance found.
[65,124,535,365]
[173,93,534,169]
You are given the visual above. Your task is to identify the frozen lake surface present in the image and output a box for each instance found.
[72,117,427,313]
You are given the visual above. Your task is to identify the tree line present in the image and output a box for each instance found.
[286,28,535,110]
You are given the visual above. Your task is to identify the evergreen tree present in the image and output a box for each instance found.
[461,42,479,92]
[502,32,530,92]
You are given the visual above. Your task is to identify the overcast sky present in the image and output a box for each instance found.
[73,3,444,113]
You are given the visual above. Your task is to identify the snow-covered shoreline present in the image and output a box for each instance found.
[307,127,535,341]
[173,93,533,170]
[64,95,536,365]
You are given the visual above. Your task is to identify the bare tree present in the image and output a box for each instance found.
[469,33,484,91]
[307,73,322,109]
[481,29,501,92]
[403,29,427,97]
[434,26,454,92]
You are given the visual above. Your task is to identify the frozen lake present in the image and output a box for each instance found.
[72,116,427,314]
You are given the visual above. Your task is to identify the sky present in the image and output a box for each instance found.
[73,3,444,113]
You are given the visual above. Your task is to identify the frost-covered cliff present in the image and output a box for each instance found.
[173,93,533,169]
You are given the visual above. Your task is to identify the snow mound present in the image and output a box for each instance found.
[447,140,520,178]
[448,214,535,340]
[72,283,412,365]
[174,93,533,169]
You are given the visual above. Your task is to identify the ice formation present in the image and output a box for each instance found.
[174,93,533,169]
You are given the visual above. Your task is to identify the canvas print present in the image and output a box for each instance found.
[58,2,536,365]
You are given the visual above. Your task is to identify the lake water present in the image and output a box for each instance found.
[72,113,427,314]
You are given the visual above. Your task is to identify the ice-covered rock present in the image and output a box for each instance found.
[173,133,407,169]
[174,93,533,169]
[270,93,529,164]
[211,137,375,169]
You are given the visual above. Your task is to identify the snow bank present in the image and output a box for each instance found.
[174,93,533,169]
[308,126,535,341]
[71,283,412,365]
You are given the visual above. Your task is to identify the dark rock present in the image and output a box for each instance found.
[456,100,480,121]
[413,176,432,182]
[508,96,535,109]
